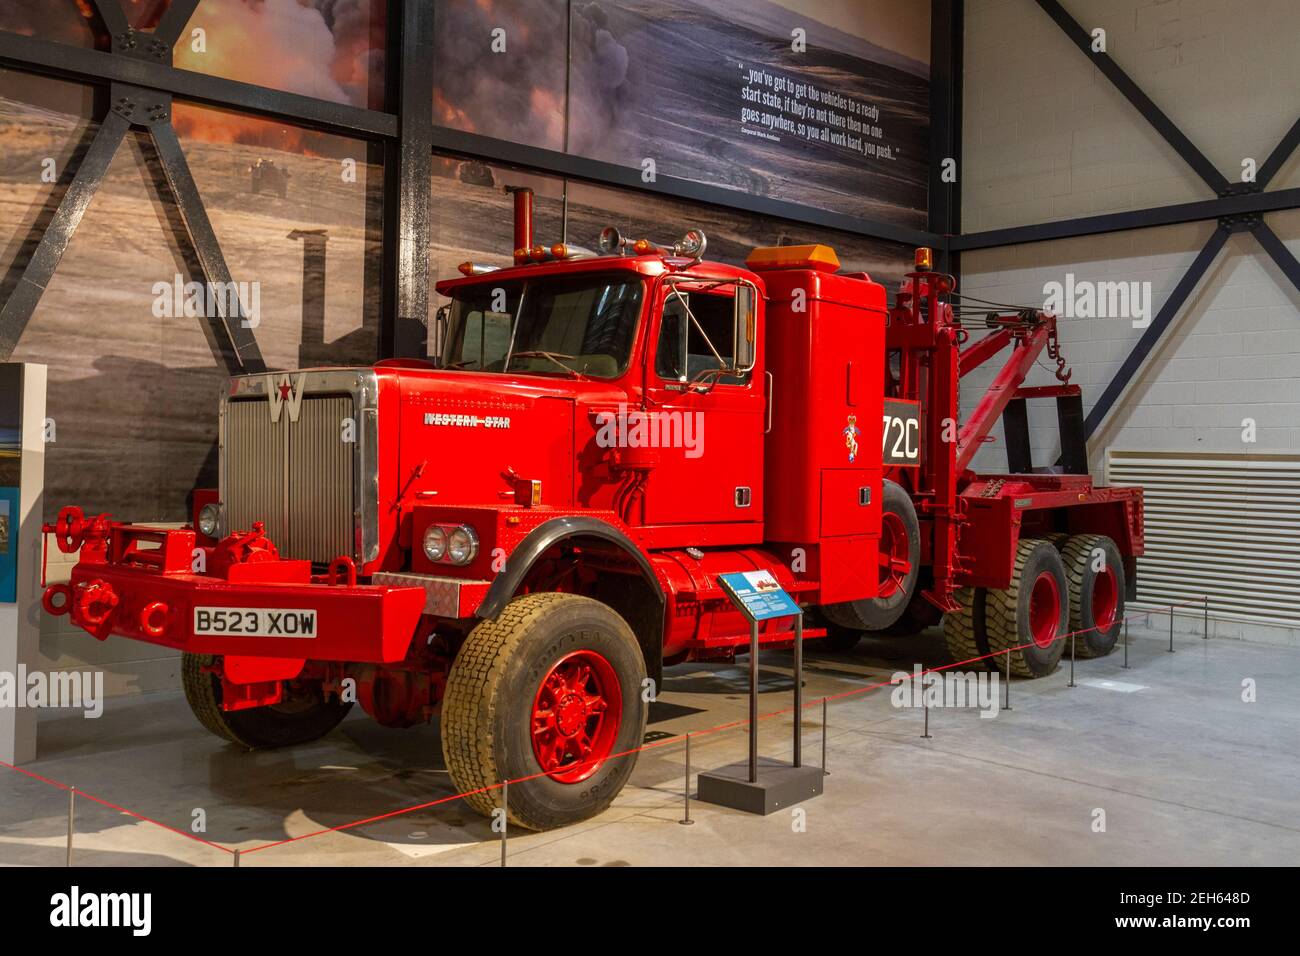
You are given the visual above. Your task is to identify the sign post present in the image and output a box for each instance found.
[696,570,824,815]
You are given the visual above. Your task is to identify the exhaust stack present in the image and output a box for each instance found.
[508,186,533,262]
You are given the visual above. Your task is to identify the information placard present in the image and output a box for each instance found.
[717,570,801,623]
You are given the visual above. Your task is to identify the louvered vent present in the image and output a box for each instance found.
[1106,451,1300,627]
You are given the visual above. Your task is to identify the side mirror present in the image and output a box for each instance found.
[733,284,756,372]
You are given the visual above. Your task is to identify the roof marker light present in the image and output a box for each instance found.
[744,244,840,273]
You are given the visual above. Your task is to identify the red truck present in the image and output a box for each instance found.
[42,188,1142,830]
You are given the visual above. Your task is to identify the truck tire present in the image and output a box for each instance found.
[884,587,944,636]
[822,621,862,652]
[181,653,352,749]
[942,587,998,671]
[821,480,920,632]
[441,593,648,831]
[983,539,1069,678]
[1060,534,1125,658]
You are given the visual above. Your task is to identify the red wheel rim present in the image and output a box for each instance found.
[1028,571,1061,648]
[1092,564,1119,630]
[531,650,623,784]
[877,512,911,598]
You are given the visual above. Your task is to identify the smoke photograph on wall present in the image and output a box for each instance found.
[434,0,931,226]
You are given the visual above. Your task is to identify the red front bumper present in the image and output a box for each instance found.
[44,518,427,664]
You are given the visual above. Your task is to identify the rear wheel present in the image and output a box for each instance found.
[181,653,351,748]
[822,480,921,632]
[1060,534,1125,657]
[441,593,648,831]
[984,539,1069,678]
[942,587,998,671]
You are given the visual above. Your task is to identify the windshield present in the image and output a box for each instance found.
[439,273,644,379]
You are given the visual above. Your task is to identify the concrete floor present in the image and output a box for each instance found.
[2,622,1298,867]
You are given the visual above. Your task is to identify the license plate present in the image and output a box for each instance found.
[193,607,318,638]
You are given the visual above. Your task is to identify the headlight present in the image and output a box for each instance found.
[197,503,221,538]
[423,525,448,562]
[447,525,479,566]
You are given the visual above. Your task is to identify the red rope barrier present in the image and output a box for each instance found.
[2,597,1205,861]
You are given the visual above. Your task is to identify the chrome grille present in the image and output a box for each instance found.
[224,393,355,563]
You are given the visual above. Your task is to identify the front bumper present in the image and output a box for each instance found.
[58,565,428,663]
[44,520,428,664]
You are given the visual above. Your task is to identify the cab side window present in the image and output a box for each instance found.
[654,291,749,386]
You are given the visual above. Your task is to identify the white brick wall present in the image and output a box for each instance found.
[961,0,1300,641]
[963,0,1300,232]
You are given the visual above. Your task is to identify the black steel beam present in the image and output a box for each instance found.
[431,127,938,249]
[149,116,266,372]
[382,0,434,359]
[952,187,1300,251]
[0,30,398,140]
[153,0,201,47]
[91,0,130,42]
[0,110,131,361]
[929,0,963,276]
[1083,225,1229,440]
[1252,221,1300,298]
[1035,0,1230,195]
[1258,115,1300,190]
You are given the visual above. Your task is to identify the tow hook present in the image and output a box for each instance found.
[328,556,357,586]
[140,601,169,638]
[42,583,73,616]
[76,579,119,639]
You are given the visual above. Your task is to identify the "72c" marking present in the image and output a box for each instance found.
[882,414,920,463]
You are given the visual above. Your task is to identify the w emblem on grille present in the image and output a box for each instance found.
[267,372,307,423]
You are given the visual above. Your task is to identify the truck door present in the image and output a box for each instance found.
[640,278,765,530]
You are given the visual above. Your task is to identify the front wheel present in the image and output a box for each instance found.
[441,593,648,831]
[181,653,352,748]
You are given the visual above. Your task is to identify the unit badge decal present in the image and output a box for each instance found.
[843,415,860,463]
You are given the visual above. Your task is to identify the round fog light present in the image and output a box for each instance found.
[448,525,479,566]
[197,502,221,538]
[423,525,448,562]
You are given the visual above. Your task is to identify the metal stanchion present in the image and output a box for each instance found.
[821,697,829,776]
[793,614,803,768]
[680,734,694,826]
[500,780,508,867]
[1068,632,1076,687]
[1203,595,1209,640]
[66,786,75,866]
[1122,618,1130,669]
[747,619,759,783]
[921,692,932,739]
[1168,606,1175,653]
[233,848,241,868]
